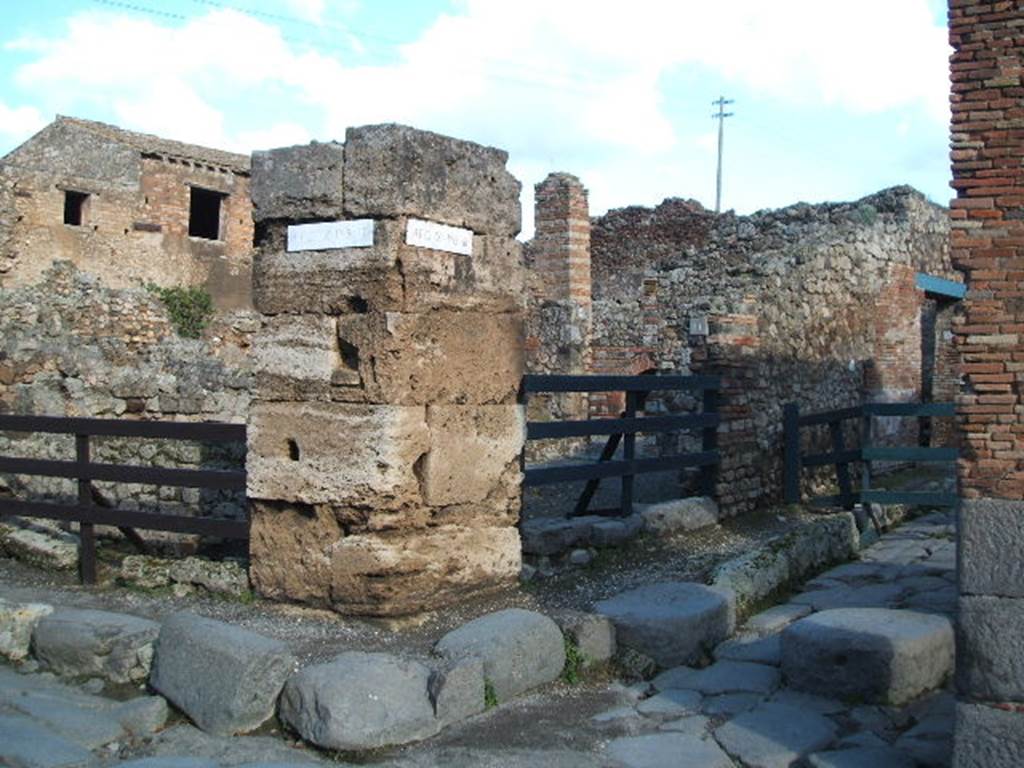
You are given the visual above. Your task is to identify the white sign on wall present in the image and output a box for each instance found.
[286,219,374,252]
[405,218,474,256]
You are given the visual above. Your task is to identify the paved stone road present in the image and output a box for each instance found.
[1,510,956,767]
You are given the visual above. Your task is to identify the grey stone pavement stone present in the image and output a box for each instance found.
[0,508,957,767]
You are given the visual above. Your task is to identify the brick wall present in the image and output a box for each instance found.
[949,1,1024,763]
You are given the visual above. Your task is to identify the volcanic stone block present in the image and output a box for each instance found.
[280,652,440,750]
[336,310,524,405]
[434,609,565,701]
[249,500,341,607]
[959,498,1024,598]
[247,402,429,509]
[399,236,525,313]
[251,219,405,315]
[954,703,1024,768]
[420,405,525,506]
[595,582,736,668]
[343,124,521,236]
[32,608,159,683]
[0,598,52,661]
[957,596,1024,701]
[250,142,345,224]
[781,608,953,705]
[328,526,521,616]
[252,315,354,402]
[149,612,296,736]
[429,656,485,727]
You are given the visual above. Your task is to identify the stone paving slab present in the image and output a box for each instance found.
[653,660,781,696]
[606,732,734,768]
[714,701,837,768]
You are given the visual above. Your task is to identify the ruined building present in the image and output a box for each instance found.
[526,175,960,514]
[0,116,254,309]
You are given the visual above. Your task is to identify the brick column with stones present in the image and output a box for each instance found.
[949,2,1024,764]
[524,173,592,459]
[245,124,525,617]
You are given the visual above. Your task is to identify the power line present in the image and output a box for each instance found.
[711,95,734,214]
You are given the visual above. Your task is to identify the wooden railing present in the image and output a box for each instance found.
[783,402,958,509]
[0,415,247,584]
[522,375,721,517]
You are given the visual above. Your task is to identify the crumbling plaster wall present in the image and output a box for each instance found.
[0,120,253,310]
[0,261,254,527]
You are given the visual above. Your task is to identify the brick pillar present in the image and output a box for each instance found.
[245,125,525,616]
[524,173,592,458]
[949,2,1024,763]
[705,305,763,517]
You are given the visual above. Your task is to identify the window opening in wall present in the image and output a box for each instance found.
[188,187,225,240]
[63,190,89,226]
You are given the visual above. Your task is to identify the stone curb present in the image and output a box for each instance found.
[0,596,616,755]
[710,512,860,618]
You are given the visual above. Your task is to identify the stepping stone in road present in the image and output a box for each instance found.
[714,701,837,768]
[781,608,953,705]
[606,732,734,768]
[594,582,735,668]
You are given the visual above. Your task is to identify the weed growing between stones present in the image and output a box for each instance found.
[562,636,587,685]
[146,283,214,338]
[484,678,498,709]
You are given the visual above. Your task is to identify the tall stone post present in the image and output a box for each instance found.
[245,125,525,616]
[524,173,592,459]
[949,2,1024,764]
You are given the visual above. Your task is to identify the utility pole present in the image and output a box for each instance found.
[712,96,734,214]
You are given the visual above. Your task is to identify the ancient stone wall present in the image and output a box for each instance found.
[246,125,526,617]
[0,118,253,310]
[526,186,955,515]
[0,261,255,529]
[949,1,1024,762]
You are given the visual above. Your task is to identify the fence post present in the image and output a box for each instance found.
[75,433,96,585]
[620,390,640,517]
[861,407,873,501]
[699,386,719,498]
[829,420,855,510]
[783,402,800,504]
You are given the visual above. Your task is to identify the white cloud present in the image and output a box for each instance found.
[2,0,952,231]
[0,101,45,148]
[285,0,326,23]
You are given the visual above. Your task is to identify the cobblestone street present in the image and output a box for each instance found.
[1,509,956,767]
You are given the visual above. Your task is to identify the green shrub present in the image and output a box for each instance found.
[561,636,587,685]
[484,678,498,709]
[147,283,214,338]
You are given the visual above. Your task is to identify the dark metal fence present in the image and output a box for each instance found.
[0,415,248,584]
[522,375,721,517]
[783,401,958,509]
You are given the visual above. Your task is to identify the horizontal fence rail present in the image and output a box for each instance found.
[522,374,721,518]
[0,415,248,584]
[783,401,958,510]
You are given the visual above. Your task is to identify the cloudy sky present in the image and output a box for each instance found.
[0,0,952,236]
